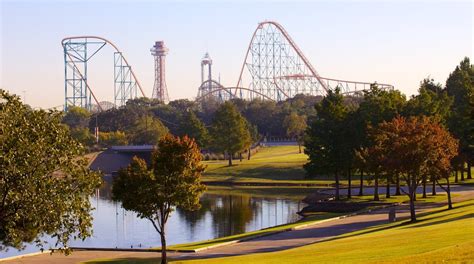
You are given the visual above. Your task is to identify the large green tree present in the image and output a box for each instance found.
[0,90,101,252]
[210,102,251,166]
[356,85,406,198]
[112,135,206,264]
[304,88,351,200]
[176,111,209,148]
[446,57,474,180]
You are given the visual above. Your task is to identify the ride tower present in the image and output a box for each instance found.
[150,41,169,103]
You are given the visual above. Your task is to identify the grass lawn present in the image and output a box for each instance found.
[205,186,319,200]
[174,199,474,263]
[348,192,458,205]
[202,145,355,186]
[84,258,161,264]
[202,145,312,184]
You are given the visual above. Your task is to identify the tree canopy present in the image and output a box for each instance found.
[369,116,458,221]
[304,88,352,200]
[112,135,206,264]
[209,102,251,166]
[0,89,101,252]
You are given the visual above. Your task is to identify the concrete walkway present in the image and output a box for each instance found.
[3,185,473,264]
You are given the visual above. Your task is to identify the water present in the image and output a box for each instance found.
[1,188,305,258]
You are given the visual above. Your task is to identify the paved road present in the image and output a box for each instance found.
[3,185,473,264]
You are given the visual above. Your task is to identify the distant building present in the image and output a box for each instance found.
[89,145,156,177]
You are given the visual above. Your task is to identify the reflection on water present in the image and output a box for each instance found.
[0,184,304,258]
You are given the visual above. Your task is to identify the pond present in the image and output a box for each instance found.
[1,187,306,258]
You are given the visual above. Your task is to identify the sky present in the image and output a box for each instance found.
[1,0,473,109]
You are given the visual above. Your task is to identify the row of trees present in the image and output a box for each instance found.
[63,94,315,149]
[304,57,473,221]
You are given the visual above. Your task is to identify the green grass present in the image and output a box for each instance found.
[205,186,319,200]
[348,192,458,205]
[84,258,161,264]
[165,212,342,251]
[174,199,474,263]
[202,146,312,184]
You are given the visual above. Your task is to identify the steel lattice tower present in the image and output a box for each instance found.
[151,41,169,103]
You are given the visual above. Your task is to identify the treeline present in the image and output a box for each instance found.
[62,91,324,156]
[304,57,473,221]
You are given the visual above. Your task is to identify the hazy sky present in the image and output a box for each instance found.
[1,0,472,108]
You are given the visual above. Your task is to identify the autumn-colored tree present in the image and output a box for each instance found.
[112,135,206,264]
[370,116,458,221]
[1,90,101,252]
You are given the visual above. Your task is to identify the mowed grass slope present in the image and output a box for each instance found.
[202,146,314,184]
[175,200,474,264]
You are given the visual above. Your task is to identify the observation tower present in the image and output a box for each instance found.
[150,41,169,103]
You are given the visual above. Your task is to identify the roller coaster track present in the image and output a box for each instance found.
[195,80,274,102]
[235,21,393,101]
[62,36,146,111]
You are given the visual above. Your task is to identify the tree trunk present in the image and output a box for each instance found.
[446,177,452,209]
[409,175,417,222]
[228,153,233,166]
[455,170,458,183]
[395,174,401,195]
[468,161,472,180]
[374,174,379,201]
[160,228,167,264]
[431,175,436,195]
[409,187,417,222]
[386,174,390,198]
[461,167,465,181]
[248,148,251,160]
[358,170,364,196]
[298,143,302,154]
[422,177,427,198]
[347,169,352,199]
[239,152,243,162]
[335,170,340,201]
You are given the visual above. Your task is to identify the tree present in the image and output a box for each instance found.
[283,112,307,153]
[0,89,101,252]
[127,115,169,145]
[112,135,206,264]
[62,106,95,147]
[246,121,260,160]
[99,131,128,146]
[404,78,453,195]
[62,106,91,129]
[403,78,453,125]
[357,85,406,198]
[209,102,251,166]
[446,57,474,180]
[176,111,209,148]
[370,116,458,221]
[304,88,350,200]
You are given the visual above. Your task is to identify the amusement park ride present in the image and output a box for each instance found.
[62,21,393,112]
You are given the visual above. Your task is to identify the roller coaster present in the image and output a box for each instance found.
[62,21,393,111]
